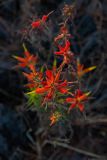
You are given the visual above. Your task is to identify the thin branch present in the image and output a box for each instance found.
[73,118,107,126]
[45,140,106,159]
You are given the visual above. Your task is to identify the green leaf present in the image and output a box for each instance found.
[26,91,42,109]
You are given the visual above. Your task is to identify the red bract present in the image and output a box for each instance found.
[14,45,37,68]
[31,11,53,29]
[23,72,37,82]
[55,40,73,63]
[31,21,41,29]
[23,64,43,89]
[36,69,68,101]
[23,72,37,88]
[66,89,90,112]
[55,40,70,55]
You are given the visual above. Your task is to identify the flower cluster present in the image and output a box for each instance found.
[14,7,96,126]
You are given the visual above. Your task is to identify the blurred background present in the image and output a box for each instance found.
[0,0,107,160]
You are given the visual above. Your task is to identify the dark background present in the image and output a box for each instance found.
[0,0,107,160]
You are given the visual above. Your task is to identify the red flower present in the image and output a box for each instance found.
[24,72,42,89]
[66,89,90,112]
[50,111,61,126]
[14,44,37,68]
[55,40,73,63]
[36,69,68,101]
[31,11,53,29]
